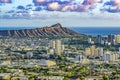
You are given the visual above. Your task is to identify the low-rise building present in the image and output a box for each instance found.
[39,59,56,67]
[85,76,102,80]
[0,73,11,80]
[38,76,64,80]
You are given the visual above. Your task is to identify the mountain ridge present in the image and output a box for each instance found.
[0,23,83,37]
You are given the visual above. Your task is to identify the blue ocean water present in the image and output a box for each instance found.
[69,27,120,36]
[0,27,120,36]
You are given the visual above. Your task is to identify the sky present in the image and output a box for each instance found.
[0,0,120,27]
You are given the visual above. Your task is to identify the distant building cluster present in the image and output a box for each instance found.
[88,34,120,45]
[85,34,120,62]
[103,52,119,62]
[85,46,103,58]
[85,45,120,63]
[48,40,64,55]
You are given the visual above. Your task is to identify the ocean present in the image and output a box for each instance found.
[0,27,120,36]
[70,27,120,36]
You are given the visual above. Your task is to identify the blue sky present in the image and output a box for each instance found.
[0,0,120,27]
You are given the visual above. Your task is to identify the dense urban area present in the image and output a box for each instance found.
[0,34,120,80]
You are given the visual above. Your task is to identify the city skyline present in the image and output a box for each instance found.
[0,0,120,27]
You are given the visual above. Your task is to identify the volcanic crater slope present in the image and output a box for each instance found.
[0,23,80,37]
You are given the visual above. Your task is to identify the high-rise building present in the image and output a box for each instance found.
[99,48,103,57]
[119,47,120,54]
[108,35,112,43]
[116,35,120,44]
[94,48,99,57]
[101,40,105,45]
[49,40,62,55]
[97,48,104,60]
[108,34,116,45]
[96,35,102,44]
[90,45,95,56]
[112,39,116,45]
[88,38,91,44]
[62,45,65,51]
[114,53,119,60]
[103,52,119,62]
[103,52,111,62]
[55,40,62,55]
[85,48,91,56]
[104,37,108,45]
[49,40,56,49]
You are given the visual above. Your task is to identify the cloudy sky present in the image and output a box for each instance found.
[0,0,120,27]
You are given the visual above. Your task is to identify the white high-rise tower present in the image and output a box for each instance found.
[55,40,62,55]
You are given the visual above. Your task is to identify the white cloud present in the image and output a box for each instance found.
[1,11,120,27]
